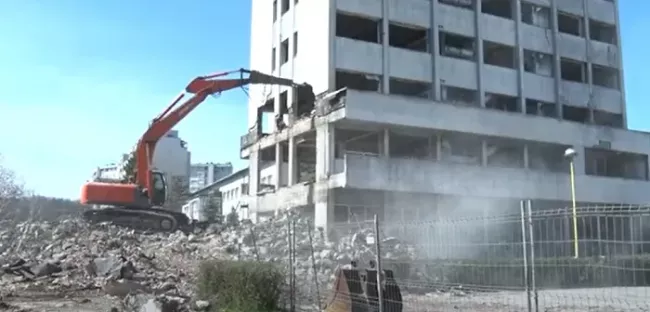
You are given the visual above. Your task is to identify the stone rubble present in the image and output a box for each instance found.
[0,213,419,311]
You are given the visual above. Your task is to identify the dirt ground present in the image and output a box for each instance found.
[403,287,650,311]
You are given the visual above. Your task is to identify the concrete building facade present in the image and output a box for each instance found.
[242,0,650,230]
[189,162,234,193]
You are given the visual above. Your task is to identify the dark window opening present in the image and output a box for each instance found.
[528,142,569,172]
[335,70,381,92]
[523,49,553,76]
[271,47,276,71]
[293,32,298,56]
[441,85,478,107]
[389,130,431,160]
[389,78,431,99]
[280,39,289,65]
[592,65,620,89]
[279,90,288,115]
[439,0,474,9]
[585,148,648,181]
[562,105,589,123]
[525,99,557,118]
[485,93,519,112]
[439,32,476,60]
[589,19,617,45]
[440,132,482,165]
[481,0,513,19]
[560,58,586,82]
[273,0,278,22]
[336,12,381,43]
[521,2,550,28]
[558,12,582,37]
[281,0,290,14]
[483,41,516,68]
[389,23,428,52]
[485,137,525,168]
[337,129,381,156]
[593,110,623,128]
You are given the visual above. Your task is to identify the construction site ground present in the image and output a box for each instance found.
[1,216,648,311]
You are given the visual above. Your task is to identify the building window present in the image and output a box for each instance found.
[273,0,278,22]
[293,32,298,56]
[271,47,276,71]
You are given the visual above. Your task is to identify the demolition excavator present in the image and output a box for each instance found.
[80,69,315,232]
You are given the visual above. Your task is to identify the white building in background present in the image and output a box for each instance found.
[93,130,191,183]
[189,162,234,193]
[183,163,281,223]
[240,0,650,230]
[153,130,191,181]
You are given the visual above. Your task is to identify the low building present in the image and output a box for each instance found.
[183,168,249,223]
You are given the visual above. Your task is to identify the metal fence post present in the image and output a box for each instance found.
[520,201,532,312]
[287,218,295,312]
[526,200,539,312]
[374,214,384,312]
[307,221,321,309]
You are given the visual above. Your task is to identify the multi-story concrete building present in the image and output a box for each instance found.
[241,0,650,230]
[189,162,234,193]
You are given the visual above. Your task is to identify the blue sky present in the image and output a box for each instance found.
[0,1,648,199]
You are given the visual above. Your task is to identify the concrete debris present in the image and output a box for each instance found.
[0,213,419,311]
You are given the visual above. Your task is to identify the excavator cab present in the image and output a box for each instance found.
[150,170,167,207]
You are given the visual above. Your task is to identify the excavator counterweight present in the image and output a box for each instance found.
[80,69,314,232]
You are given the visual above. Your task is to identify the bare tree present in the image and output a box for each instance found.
[0,154,24,216]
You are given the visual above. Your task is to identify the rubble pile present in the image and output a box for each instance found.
[206,213,418,303]
[0,213,419,310]
[0,219,203,311]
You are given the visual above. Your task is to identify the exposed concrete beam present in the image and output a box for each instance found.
[241,109,345,158]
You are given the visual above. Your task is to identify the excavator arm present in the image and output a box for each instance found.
[135,69,314,201]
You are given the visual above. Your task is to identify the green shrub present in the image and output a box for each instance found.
[197,260,285,312]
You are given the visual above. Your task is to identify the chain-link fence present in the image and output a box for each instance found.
[353,203,650,312]
[232,204,650,311]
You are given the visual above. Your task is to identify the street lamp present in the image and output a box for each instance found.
[564,147,579,258]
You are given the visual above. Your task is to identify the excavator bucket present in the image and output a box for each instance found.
[323,268,368,312]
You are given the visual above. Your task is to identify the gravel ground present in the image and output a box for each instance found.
[2,287,649,311]
[402,287,650,311]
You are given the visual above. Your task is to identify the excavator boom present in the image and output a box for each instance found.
[80,69,314,232]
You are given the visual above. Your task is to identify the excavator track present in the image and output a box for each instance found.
[83,206,190,233]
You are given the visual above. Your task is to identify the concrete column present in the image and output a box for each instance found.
[431,0,440,101]
[435,134,442,161]
[288,137,297,185]
[315,123,335,231]
[382,128,390,157]
[481,140,488,166]
[523,144,530,169]
[316,124,335,180]
[612,0,627,128]
[582,0,595,124]
[475,0,485,107]
[549,0,563,119]
[274,143,282,190]
[514,0,526,113]
[314,189,335,231]
[381,0,390,93]
[248,150,261,214]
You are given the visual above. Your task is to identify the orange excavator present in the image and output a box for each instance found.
[80,69,315,232]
